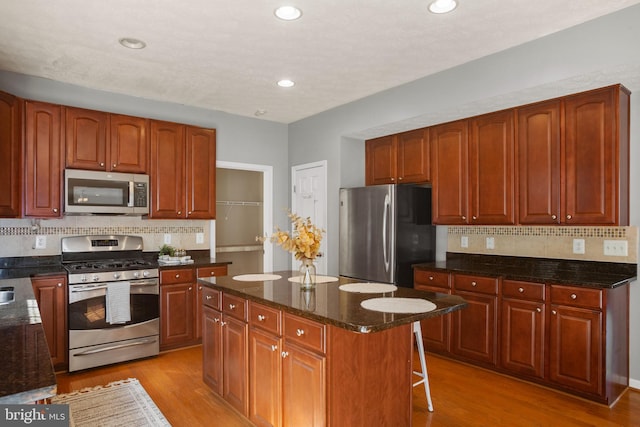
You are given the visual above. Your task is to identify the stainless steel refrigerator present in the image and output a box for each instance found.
[339,184,436,287]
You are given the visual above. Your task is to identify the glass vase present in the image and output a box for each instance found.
[299,258,316,290]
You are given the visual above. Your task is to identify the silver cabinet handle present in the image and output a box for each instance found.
[206,295,212,300]
[551,214,557,220]
[566,214,572,220]
[229,303,236,310]
[177,211,182,215]
[471,281,477,287]
[100,162,105,167]
[175,274,180,279]
[257,314,266,321]
[518,287,524,293]
[461,216,466,220]
[552,310,557,315]
[57,283,62,287]
[220,321,227,326]
[213,318,220,323]
[210,271,216,276]
[472,216,477,220]
[296,329,305,337]
[271,345,278,352]
[188,287,192,291]
[53,208,58,213]
[429,276,434,281]
[570,293,577,300]
[281,351,289,358]
[536,307,542,313]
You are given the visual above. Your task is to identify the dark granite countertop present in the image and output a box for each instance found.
[414,253,637,289]
[199,271,467,333]
[0,277,57,403]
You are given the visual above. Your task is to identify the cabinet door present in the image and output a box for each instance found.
[150,120,185,218]
[397,129,429,183]
[549,305,602,395]
[31,275,67,369]
[500,298,544,378]
[564,87,619,224]
[431,120,468,224]
[250,328,282,427]
[185,126,216,219]
[24,101,63,217]
[160,282,195,349]
[282,342,326,427]
[0,91,21,217]
[365,135,396,185]
[223,315,249,416]
[452,291,497,366]
[64,107,108,171]
[469,110,515,224]
[415,284,451,353]
[110,114,148,173]
[203,306,223,394]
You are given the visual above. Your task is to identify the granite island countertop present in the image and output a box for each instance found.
[198,271,467,333]
[414,253,637,288]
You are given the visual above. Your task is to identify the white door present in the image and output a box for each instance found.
[292,161,328,275]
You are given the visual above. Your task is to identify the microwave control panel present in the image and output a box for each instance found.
[133,183,148,207]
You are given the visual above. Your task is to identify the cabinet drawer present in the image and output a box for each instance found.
[502,280,545,302]
[454,274,498,295]
[249,301,282,335]
[550,285,602,310]
[202,287,221,310]
[222,293,247,321]
[284,313,326,354]
[414,269,450,289]
[161,268,195,285]
[197,265,228,278]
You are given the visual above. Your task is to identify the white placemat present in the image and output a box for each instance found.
[288,275,339,284]
[360,297,437,313]
[233,274,282,281]
[339,283,398,293]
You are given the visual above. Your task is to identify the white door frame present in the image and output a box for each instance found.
[216,160,274,272]
[291,160,328,274]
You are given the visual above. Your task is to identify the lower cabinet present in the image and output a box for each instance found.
[31,275,68,370]
[414,269,451,353]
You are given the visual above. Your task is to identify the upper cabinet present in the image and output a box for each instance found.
[518,85,630,225]
[150,120,216,219]
[365,128,429,185]
[65,107,148,173]
[24,101,63,218]
[0,91,22,218]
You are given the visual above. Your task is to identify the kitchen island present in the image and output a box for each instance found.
[199,271,466,427]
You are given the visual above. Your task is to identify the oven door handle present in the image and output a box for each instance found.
[73,338,157,356]
[70,280,158,292]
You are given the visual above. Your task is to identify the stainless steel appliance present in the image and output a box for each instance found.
[62,235,159,372]
[339,184,436,287]
[64,169,149,215]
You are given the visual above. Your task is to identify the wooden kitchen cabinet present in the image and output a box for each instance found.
[160,268,196,350]
[468,110,515,224]
[451,274,498,367]
[202,287,222,394]
[414,269,451,353]
[109,114,149,173]
[365,129,429,185]
[195,265,228,341]
[518,85,630,225]
[222,293,249,416]
[149,120,216,219]
[0,91,22,218]
[430,120,469,224]
[500,280,545,379]
[31,275,67,370]
[24,101,63,218]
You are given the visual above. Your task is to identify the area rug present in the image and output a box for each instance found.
[51,378,171,427]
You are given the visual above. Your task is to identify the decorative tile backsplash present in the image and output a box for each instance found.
[0,217,212,257]
[448,226,638,263]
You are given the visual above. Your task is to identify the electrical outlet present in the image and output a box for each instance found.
[572,239,585,254]
[196,232,204,244]
[461,236,469,248]
[486,237,495,250]
[164,234,171,245]
[34,235,46,249]
[604,240,628,257]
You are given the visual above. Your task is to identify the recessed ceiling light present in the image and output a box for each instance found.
[274,6,302,21]
[428,0,457,14]
[277,79,295,88]
[119,37,146,49]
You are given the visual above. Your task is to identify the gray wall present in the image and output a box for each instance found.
[288,5,640,384]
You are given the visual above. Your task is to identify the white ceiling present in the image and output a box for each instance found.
[1,0,639,124]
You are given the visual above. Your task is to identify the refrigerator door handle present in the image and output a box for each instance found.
[383,193,390,273]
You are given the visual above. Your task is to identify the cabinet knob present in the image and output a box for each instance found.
[566,214,572,220]
[198,286,202,290]
[210,271,216,276]
[391,177,395,181]
[536,307,542,313]
[472,216,477,220]
[177,211,182,215]
[100,162,105,167]
[281,351,289,358]
[398,177,403,181]
[257,314,266,321]
[206,295,212,300]
[551,214,557,220]
[188,211,192,215]
[213,318,220,323]
[271,345,278,352]
[296,328,305,337]
[113,163,117,168]
[229,303,236,310]
[220,321,227,326]
[188,286,192,291]
[518,287,524,293]
[53,208,58,213]
[175,274,180,278]
[57,283,62,287]
[429,276,434,281]
[570,293,577,300]
[552,310,557,315]
[471,281,477,287]
[461,216,466,220]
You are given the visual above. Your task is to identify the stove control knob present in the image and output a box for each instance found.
[81,275,88,283]
[143,270,150,278]
[133,271,140,278]
[113,272,121,280]
[92,275,100,282]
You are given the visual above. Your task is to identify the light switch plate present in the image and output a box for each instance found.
[572,239,585,254]
[486,237,495,249]
[196,233,204,244]
[164,234,171,245]
[461,236,469,248]
[34,235,46,249]
[604,240,628,256]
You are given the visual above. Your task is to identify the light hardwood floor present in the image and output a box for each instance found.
[56,346,640,427]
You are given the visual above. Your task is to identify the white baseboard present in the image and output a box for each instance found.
[630,378,640,390]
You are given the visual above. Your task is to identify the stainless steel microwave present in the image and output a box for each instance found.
[64,169,150,215]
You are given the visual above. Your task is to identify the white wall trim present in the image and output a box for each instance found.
[217,160,273,272]
[630,378,640,390]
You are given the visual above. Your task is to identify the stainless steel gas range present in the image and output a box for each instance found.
[62,235,159,372]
